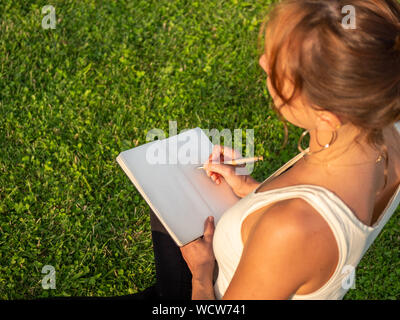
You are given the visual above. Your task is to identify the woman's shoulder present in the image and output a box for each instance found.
[254,197,335,240]
[249,197,339,294]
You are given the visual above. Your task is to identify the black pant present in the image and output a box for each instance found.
[148,208,192,300]
[110,208,193,300]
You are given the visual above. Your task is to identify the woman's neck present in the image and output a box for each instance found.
[305,125,383,168]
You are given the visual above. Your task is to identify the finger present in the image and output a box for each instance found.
[211,173,221,181]
[204,162,231,177]
[221,146,242,161]
[203,216,215,242]
[208,145,242,162]
[207,145,220,162]
[208,145,224,164]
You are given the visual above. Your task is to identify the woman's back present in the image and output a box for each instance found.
[213,122,400,299]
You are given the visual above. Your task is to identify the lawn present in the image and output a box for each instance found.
[0,0,399,299]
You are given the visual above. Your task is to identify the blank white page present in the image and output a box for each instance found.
[117,127,240,246]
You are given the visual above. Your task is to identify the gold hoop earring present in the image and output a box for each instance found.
[297,129,338,156]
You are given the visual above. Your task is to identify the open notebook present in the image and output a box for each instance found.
[116,127,240,246]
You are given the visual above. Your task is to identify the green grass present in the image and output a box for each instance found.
[0,0,399,299]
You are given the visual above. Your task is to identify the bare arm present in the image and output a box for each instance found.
[191,278,215,300]
[222,199,337,299]
[180,217,216,300]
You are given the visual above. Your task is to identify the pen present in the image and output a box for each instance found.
[196,156,264,169]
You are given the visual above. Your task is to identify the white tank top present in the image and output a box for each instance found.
[213,121,400,300]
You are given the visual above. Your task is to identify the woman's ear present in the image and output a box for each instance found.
[315,111,342,131]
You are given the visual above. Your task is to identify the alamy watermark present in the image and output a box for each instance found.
[341,265,356,290]
[145,121,255,175]
[42,5,56,29]
[41,265,56,289]
[342,5,356,30]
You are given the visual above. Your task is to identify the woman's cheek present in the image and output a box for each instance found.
[267,77,280,106]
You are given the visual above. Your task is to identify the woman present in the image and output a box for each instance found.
[148,0,400,300]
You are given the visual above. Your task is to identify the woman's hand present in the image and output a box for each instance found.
[203,145,260,198]
[180,216,215,281]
